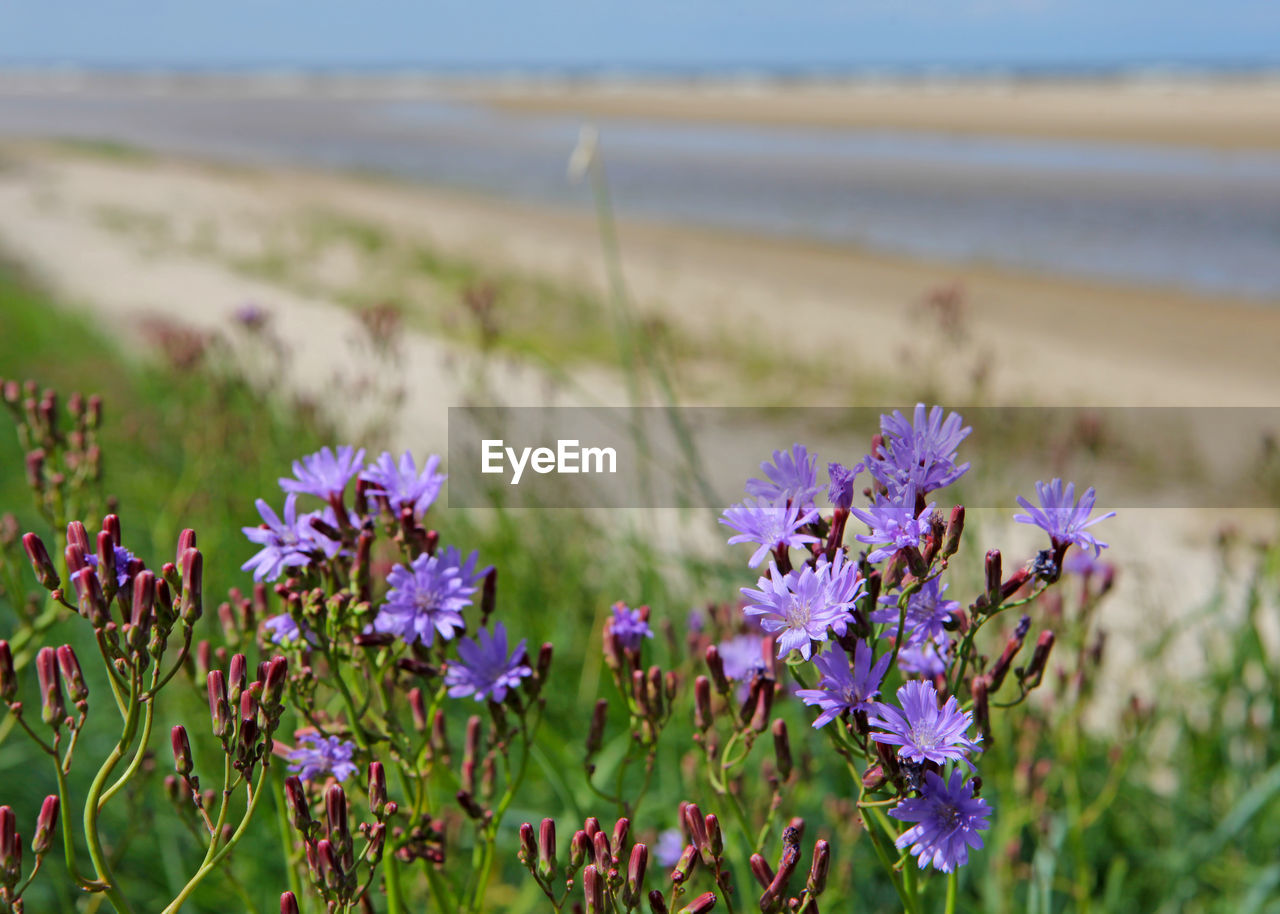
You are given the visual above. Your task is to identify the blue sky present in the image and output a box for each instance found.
[1,1,1278,69]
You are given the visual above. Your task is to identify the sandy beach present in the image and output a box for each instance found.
[476,77,1280,150]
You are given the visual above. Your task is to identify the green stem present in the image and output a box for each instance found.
[945,871,958,914]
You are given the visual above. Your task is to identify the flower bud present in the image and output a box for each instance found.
[862,763,886,791]
[943,505,965,558]
[316,839,343,893]
[704,813,723,859]
[96,530,118,598]
[262,656,289,710]
[671,843,698,884]
[586,698,608,758]
[129,571,156,651]
[518,821,537,867]
[171,725,193,775]
[538,818,557,879]
[66,521,89,555]
[749,852,775,888]
[72,567,108,627]
[228,654,247,706]
[694,676,714,732]
[611,817,630,857]
[592,829,611,873]
[624,842,648,906]
[1022,631,1056,688]
[480,567,497,625]
[989,615,1031,693]
[464,715,482,766]
[180,548,203,624]
[431,709,450,762]
[25,448,45,491]
[583,863,604,914]
[36,647,65,727]
[807,839,830,896]
[569,829,590,870]
[284,776,311,833]
[366,761,388,817]
[677,892,717,914]
[683,803,708,855]
[326,783,352,865]
[705,645,729,694]
[32,795,59,856]
[749,677,776,733]
[22,533,59,590]
[648,890,670,913]
[207,670,231,739]
[772,718,793,780]
[0,805,19,887]
[984,549,1003,605]
[535,642,554,685]
[0,642,15,703]
[971,674,991,743]
[280,892,300,914]
[408,687,427,733]
[583,816,601,840]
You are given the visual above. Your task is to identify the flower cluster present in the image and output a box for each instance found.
[715,403,1115,877]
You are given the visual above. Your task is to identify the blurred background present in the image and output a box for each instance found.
[1,2,1280,911]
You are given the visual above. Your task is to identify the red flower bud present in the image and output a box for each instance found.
[32,795,59,856]
[0,642,15,703]
[171,725,193,776]
[36,647,65,728]
[284,776,311,833]
[677,892,717,914]
[180,548,203,624]
[583,863,604,914]
[538,818,557,879]
[624,842,648,908]
[280,892,300,914]
[22,533,59,590]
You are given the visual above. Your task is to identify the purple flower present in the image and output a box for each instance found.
[371,546,488,646]
[233,302,269,330]
[241,495,318,582]
[264,613,315,646]
[85,545,137,589]
[445,622,532,703]
[827,461,861,511]
[796,642,892,728]
[741,555,860,660]
[280,446,366,502]
[870,579,959,646]
[897,633,952,677]
[286,733,358,783]
[865,404,970,496]
[891,769,992,873]
[610,604,654,652]
[849,484,935,564]
[721,497,820,568]
[717,635,768,682]
[869,680,982,765]
[360,451,446,518]
[745,444,821,510]
[654,829,685,867]
[1014,479,1116,557]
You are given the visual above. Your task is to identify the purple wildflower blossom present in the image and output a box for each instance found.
[610,604,654,652]
[741,555,860,660]
[241,495,318,583]
[721,497,820,568]
[891,769,992,873]
[827,461,861,510]
[85,545,137,589]
[264,613,315,646]
[717,634,768,682]
[280,446,366,501]
[897,633,952,677]
[1014,479,1116,557]
[869,680,982,764]
[371,546,488,646]
[849,484,936,564]
[865,404,971,496]
[745,444,822,510]
[796,642,892,728]
[445,622,532,703]
[360,451,446,518]
[654,829,686,867]
[286,733,358,783]
[870,578,959,646]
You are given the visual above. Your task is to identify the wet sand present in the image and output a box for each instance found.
[476,77,1280,151]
